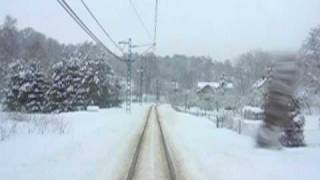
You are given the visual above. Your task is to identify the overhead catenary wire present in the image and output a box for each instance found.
[128,0,153,40]
[142,45,154,55]
[57,0,97,45]
[56,0,123,61]
[57,0,160,113]
[80,0,124,53]
[134,0,159,55]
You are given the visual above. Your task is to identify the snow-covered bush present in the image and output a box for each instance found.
[24,63,49,112]
[0,65,7,101]
[81,58,121,108]
[280,114,305,147]
[2,61,26,112]
[46,61,68,112]
[3,61,49,113]
[280,99,305,147]
[46,58,87,112]
[46,58,122,112]
[62,58,87,111]
[0,112,68,141]
[0,118,16,141]
[2,57,122,113]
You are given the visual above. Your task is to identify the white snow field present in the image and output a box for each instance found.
[0,104,150,180]
[304,114,320,146]
[1,104,319,180]
[159,105,320,180]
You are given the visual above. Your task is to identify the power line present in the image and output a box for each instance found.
[127,0,159,54]
[57,1,97,46]
[142,45,154,55]
[58,0,122,60]
[128,0,152,40]
[80,0,124,53]
[57,0,123,61]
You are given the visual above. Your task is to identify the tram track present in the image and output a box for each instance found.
[125,105,177,180]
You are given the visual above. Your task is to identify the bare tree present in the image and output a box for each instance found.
[0,16,19,64]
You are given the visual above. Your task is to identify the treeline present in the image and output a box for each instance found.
[0,16,121,113]
[0,15,236,103]
[135,49,287,107]
[0,15,319,111]
[150,25,320,109]
[3,58,121,113]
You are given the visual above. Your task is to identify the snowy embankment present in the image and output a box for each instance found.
[233,114,320,146]
[159,105,320,180]
[0,104,149,180]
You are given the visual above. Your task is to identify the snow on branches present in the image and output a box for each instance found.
[3,61,49,113]
[3,57,122,113]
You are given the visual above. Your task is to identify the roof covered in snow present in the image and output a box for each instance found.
[197,82,220,89]
[252,77,267,89]
[224,82,234,89]
[197,81,234,90]
[242,106,263,113]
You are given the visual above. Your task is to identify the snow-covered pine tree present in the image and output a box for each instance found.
[81,58,121,108]
[4,61,48,113]
[3,61,27,112]
[0,64,8,102]
[64,58,87,111]
[47,58,87,112]
[94,59,121,108]
[81,60,99,107]
[23,62,49,113]
[108,79,122,107]
[46,57,121,112]
[280,98,305,147]
[46,61,67,112]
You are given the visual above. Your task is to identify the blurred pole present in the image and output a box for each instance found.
[156,79,160,103]
[138,65,144,105]
[257,57,300,149]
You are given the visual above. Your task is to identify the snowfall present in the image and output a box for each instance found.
[0,104,319,180]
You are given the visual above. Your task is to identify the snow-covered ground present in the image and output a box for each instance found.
[304,114,320,146]
[1,104,319,180]
[0,104,149,180]
[177,105,320,146]
[159,105,320,180]
[233,114,320,146]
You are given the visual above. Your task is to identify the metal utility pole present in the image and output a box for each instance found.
[119,38,133,112]
[119,39,152,111]
[173,80,178,105]
[220,73,226,96]
[137,65,144,105]
[156,79,160,103]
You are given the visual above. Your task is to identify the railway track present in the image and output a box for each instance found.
[125,105,177,180]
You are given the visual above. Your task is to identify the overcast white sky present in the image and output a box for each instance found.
[1,0,319,60]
